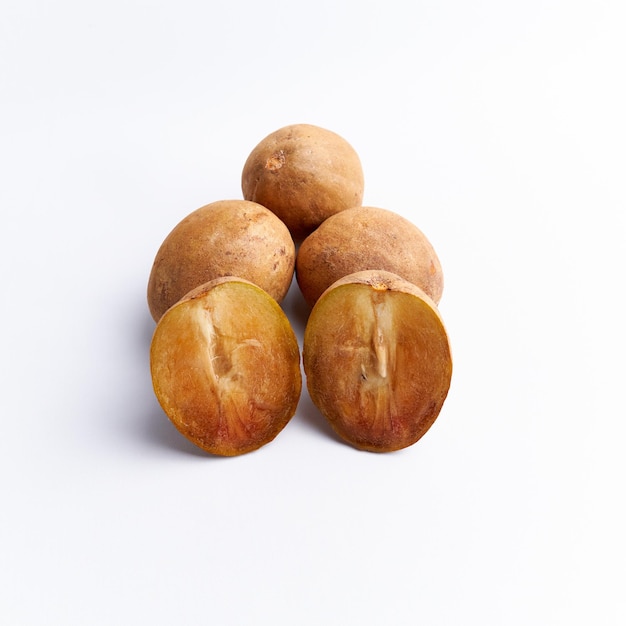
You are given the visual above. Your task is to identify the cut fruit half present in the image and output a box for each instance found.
[303,270,452,452]
[150,277,302,456]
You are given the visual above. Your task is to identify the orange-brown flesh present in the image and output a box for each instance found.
[303,271,452,452]
[150,278,302,456]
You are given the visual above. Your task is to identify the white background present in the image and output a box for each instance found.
[2,1,625,624]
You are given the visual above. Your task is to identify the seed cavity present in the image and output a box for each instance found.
[372,299,393,379]
[374,327,387,378]
[353,295,399,429]
[195,306,261,387]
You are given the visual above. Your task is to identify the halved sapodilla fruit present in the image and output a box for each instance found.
[303,270,452,452]
[150,277,302,456]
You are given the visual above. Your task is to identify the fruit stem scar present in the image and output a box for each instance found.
[265,150,285,171]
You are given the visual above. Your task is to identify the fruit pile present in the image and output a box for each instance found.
[147,124,452,456]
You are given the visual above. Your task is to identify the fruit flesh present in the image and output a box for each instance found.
[303,272,452,452]
[150,278,302,456]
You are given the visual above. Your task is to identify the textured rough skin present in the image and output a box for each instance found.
[296,206,444,308]
[150,277,302,456]
[303,270,452,453]
[147,199,295,322]
[241,124,364,240]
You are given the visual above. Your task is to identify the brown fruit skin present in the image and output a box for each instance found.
[147,199,295,322]
[150,277,302,456]
[241,124,364,240]
[296,206,444,308]
[303,270,452,453]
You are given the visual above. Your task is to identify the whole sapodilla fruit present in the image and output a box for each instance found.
[147,199,295,322]
[241,124,364,240]
[303,270,452,453]
[296,206,444,308]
